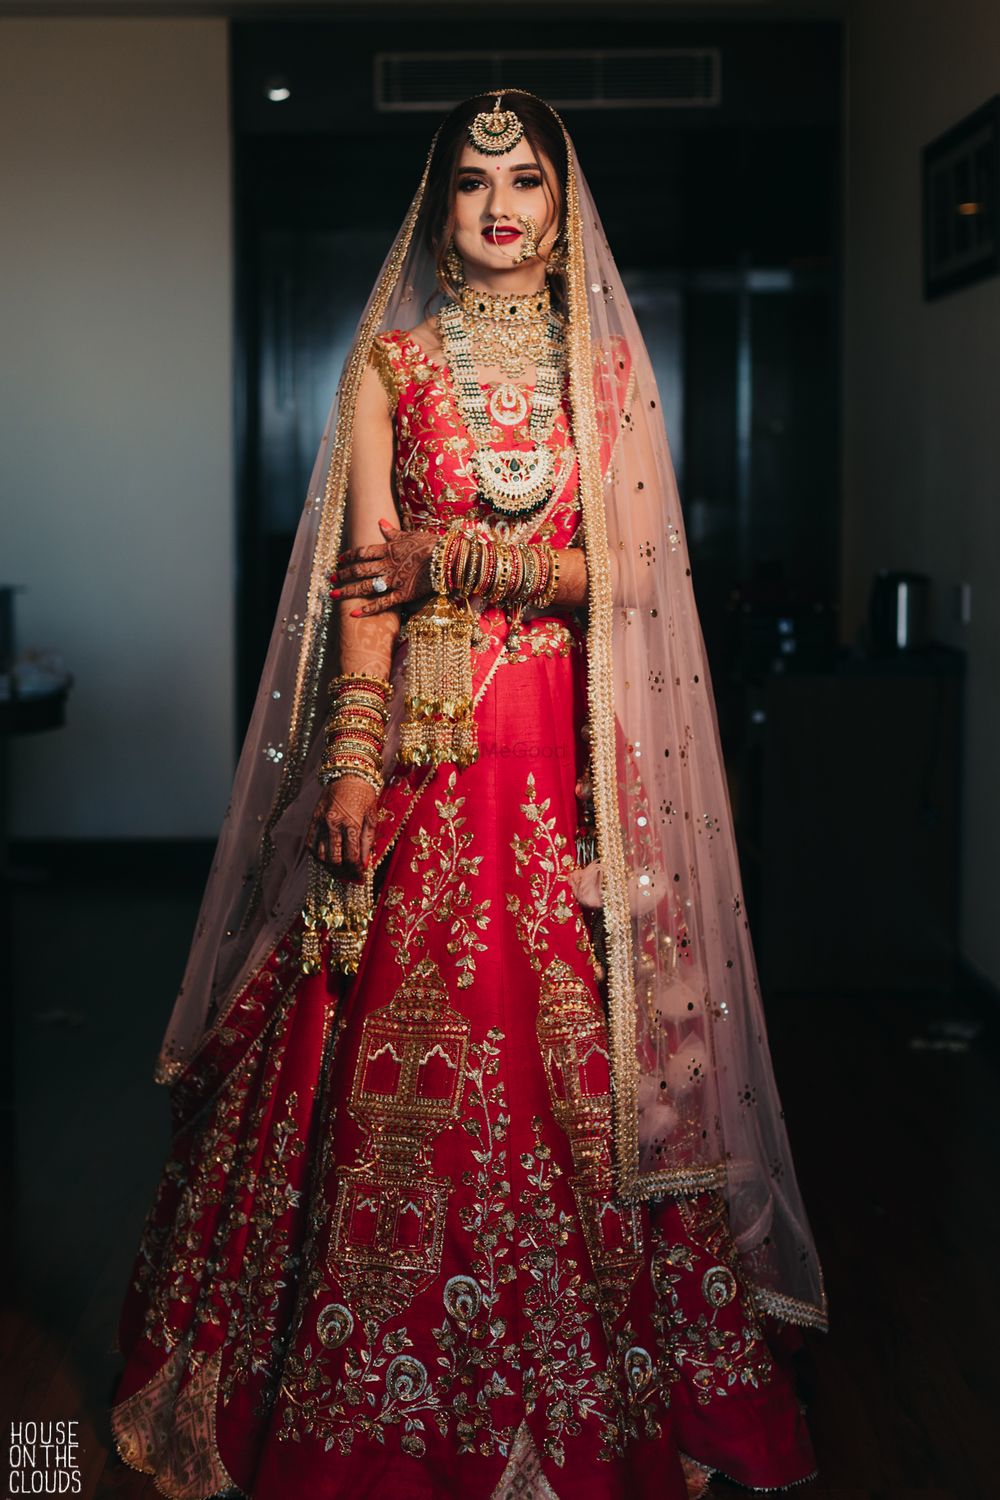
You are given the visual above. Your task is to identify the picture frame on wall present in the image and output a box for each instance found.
[923,94,1000,300]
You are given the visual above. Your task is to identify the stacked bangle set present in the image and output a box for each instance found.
[318,671,393,792]
[429,526,559,610]
[322,528,563,784]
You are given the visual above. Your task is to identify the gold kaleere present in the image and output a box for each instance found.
[398,592,480,768]
[300,858,332,975]
[301,857,376,977]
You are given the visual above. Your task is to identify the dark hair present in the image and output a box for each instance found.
[420,91,569,321]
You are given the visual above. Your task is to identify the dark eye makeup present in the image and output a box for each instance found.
[458,176,542,196]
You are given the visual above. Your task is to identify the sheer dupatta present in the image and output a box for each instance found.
[156,90,827,1333]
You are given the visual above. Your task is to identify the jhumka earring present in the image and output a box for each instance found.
[545,232,569,275]
[444,238,465,285]
[468,92,525,155]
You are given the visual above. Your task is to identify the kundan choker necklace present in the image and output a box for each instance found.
[455,283,551,377]
[437,285,567,518]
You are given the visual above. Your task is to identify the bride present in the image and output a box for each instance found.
[110,88,826,1499]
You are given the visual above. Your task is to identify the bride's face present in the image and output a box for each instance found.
[451,140,561,278]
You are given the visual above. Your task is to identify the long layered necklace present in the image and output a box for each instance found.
[437,284,567,518]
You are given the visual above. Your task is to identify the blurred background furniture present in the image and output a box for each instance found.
[733,638,964,994]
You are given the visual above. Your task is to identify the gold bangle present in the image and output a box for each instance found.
[458,536,480,597]
[328,671,392,697]
[325,737,383,761]
[488,541,512,602]
[516,544,540,604]
[318,764,383,792]
[533,544,559,608]
[320,670,391,788]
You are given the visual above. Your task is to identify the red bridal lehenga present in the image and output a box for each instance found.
[111,329,817,1499]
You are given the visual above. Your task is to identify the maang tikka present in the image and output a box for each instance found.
[468,93,525,155]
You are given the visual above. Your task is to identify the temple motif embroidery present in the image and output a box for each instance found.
[277,1023,521,1460]
[275,1029,664,1468]
[327,956,471,1329]
[535,957,644,1325]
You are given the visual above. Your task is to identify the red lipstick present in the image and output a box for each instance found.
[483,224,522,243]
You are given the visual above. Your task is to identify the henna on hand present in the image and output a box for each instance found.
[331,519,437,617]
[307,776,381,881]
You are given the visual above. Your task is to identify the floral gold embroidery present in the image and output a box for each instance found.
[385,769,492,988]
[649,1193,776,1405]
[508,771,600,976]
[516,1116,660,1465]
[507,617,580,662]
[134,990,306,1363]
[275,1025,667,1468]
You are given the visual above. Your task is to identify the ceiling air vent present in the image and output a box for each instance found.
[374,50,721,112]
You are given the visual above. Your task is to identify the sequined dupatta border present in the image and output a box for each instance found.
[558,148,643,1201]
